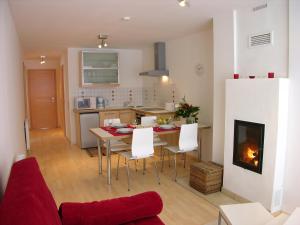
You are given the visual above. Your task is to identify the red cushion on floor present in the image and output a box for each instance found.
[0,157,62,225]
[59,191,163,225]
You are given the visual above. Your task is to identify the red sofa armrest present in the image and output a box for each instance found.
[59,191,163,225]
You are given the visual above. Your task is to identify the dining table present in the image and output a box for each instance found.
[90,122,210,185]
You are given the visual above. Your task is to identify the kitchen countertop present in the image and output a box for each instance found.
[73,106,175,115]
[73,107,131,113]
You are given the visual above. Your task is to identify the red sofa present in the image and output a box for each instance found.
[0,157,164,225]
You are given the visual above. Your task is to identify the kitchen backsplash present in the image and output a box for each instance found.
[74,87,158,107]
[74,84,178,107]
[142,87,160,106]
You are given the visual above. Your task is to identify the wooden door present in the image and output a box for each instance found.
[28,70,57,129]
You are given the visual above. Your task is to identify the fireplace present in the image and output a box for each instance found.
[233,120,265,174]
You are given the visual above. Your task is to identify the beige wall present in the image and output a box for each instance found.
[0,0,26,195]
[142,27,214,161]
[60,52,70,140]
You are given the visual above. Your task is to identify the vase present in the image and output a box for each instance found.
[186,116,195,124]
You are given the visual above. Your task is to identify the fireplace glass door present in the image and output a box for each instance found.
[233,120,265,174]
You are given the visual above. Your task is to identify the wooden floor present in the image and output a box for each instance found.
[28,129,219,225]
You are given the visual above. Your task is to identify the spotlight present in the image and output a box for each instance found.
[40,56,46,64]
[97,34,108,48]
[178,0,189,7]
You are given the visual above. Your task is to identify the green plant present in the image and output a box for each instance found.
[175,97,200,122]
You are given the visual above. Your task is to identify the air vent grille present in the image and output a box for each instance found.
[249,32,273,47]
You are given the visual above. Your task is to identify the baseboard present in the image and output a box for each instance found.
[221,188,250,203]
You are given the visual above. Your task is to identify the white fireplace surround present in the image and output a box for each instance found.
[223,78,289,213]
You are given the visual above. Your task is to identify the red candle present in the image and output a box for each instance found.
[268,72,274,78]
[233,74,239,79]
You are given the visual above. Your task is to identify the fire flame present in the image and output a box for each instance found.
[241,145,259,167]
[247,147,257,159]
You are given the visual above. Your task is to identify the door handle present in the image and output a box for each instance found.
[51,97,56,103]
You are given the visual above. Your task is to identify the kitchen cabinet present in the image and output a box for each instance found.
[145,113,174,120]
[119,110,134,124]
[80,51,119,87]
[99,111,120,126]
[99,110,135,126]
[74,107,176,148]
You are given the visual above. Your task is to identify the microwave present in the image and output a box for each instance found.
[74,97,96,109]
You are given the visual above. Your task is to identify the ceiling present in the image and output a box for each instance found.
[9,0,263,59]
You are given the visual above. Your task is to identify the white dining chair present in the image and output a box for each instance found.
[141,116,168,158]
[100,118,130,169]
[141,116,157,127]
[103,118,128,147]
[163,123,198,181]
[116,127,160,191]
[103,118,121,127]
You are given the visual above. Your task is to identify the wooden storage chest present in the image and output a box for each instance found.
[190,161,223,194]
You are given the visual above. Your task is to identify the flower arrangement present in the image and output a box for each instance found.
[175,97,200,123]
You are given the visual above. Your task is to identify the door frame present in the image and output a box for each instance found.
[60,65,66,135]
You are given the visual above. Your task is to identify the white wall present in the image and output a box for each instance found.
[24,59,60,70]
[142,29,214,160]
[212,0,289,165]
[282,0,300,213]
[212,0,300,212]
[0,0,26,195]
[237,1,288,77]
[212,11,235,165]
[66,48,143,143]
[223,79,289,212]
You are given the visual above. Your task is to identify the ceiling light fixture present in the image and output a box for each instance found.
[97,34,108,48]
[177,0,189,7]
[40,55,46,64]
[122,16,131,21]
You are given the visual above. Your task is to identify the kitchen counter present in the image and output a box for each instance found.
[73,106,175,115]
[73,107,131,114]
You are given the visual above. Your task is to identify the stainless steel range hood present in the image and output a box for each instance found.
[139,42,169,76]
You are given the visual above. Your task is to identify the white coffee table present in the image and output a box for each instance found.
[218,202,277,225]
[284,208,300,225]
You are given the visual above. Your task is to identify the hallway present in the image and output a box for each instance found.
[28,129,218,225]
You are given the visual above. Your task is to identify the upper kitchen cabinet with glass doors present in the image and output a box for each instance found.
[80,51,119,87]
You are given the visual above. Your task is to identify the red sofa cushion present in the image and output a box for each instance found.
[0,157,62,225]
[59,191,164,225]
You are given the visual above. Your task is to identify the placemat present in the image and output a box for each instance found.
[153,126,180,132]
[101,125,134,136]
